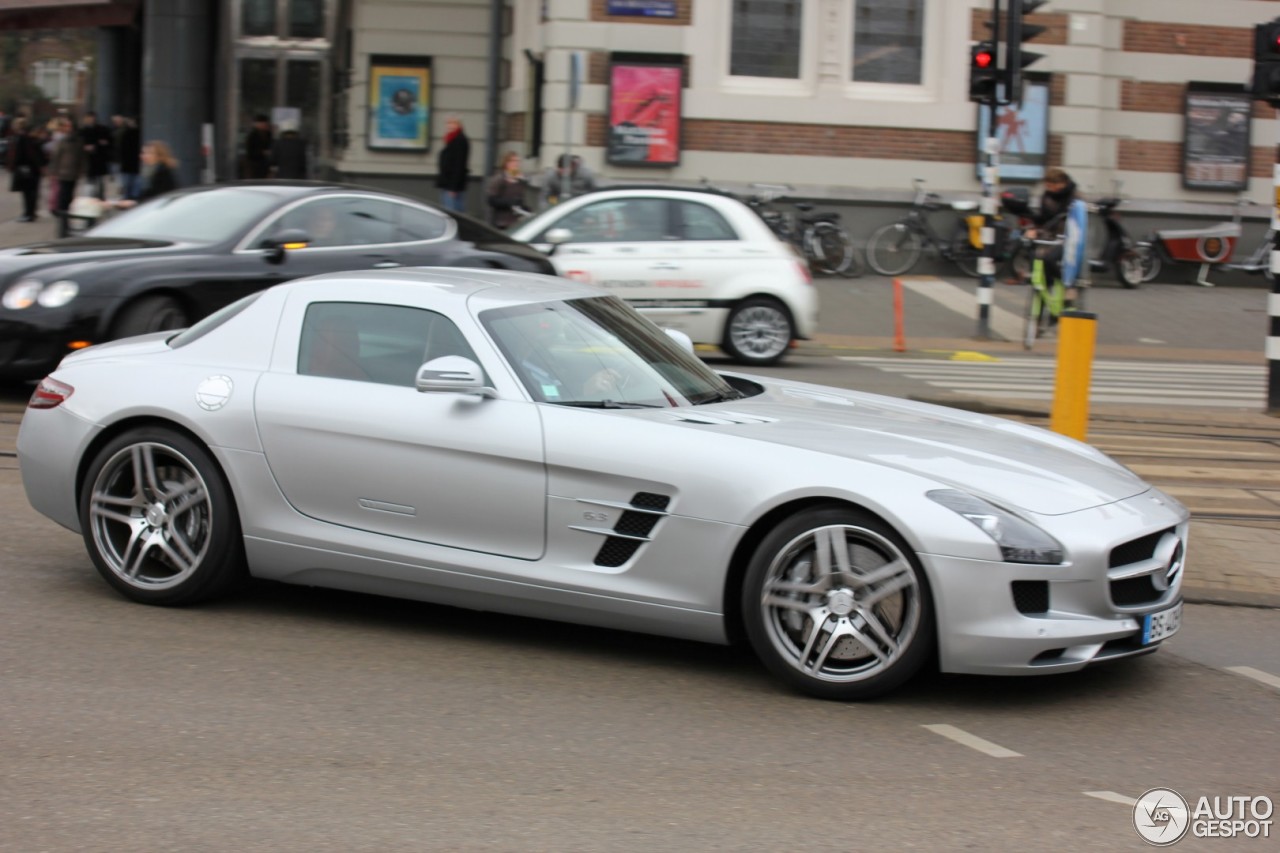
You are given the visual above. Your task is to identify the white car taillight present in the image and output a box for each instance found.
[28,377,74,409]
[795,259,813,285]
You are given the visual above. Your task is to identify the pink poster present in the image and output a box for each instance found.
[607,64,681,167]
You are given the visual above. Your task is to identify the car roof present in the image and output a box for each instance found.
[274,267,603,309]
[169,180,429,206]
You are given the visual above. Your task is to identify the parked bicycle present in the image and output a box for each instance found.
[700,179,863,277]
[866,179,985,277]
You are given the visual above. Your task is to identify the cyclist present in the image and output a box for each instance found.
[1024,168,1080,307]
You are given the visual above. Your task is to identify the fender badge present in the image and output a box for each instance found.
[196,375,233,411]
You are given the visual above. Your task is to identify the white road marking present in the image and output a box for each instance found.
[921,724,1023,758]
[1226,666,1280,690]
[1084,791,1138,806]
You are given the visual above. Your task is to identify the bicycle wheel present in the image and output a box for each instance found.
[948,221,983,278]
[807,221,856,276]
[867,222,923,276]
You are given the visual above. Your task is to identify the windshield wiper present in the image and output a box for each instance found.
[556,400,660,409]
[692,389,745,405]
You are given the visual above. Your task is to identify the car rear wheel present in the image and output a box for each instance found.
[722,297,793,365]
[79,427,246,606]
[112,295,189,339]
[742,506,934,700]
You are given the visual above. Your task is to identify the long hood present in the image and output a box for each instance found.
[655,376,1148,516]
[0,237,186,277]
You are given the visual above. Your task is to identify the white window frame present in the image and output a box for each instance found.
[30,59,81,104]
[720,0,819,97]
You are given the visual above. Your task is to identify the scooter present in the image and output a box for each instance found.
[1087,197,1145,288]
[1135,209,1242,287]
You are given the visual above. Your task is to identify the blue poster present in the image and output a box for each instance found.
[976,80,1049,182]
[368,59,431,151]
[606,0,677,17]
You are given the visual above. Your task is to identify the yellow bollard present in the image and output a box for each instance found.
[1050,311,1098,441]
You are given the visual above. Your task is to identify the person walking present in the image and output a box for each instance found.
[50,117,84,219]
[7,118,47,222]
[486,150,530,230]
[538,154,597,210]
[435,115,470,213]
[271,126,309,179]
[79,112,111,199]
[114,116,141,200]
[244,114,273,179]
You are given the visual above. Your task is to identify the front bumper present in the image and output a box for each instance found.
[0,308,103,381]
[926,492,1189,676]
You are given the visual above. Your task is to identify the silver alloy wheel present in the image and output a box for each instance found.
[727,302,791,361]
[759,524,921,683]
[88,441,213,591]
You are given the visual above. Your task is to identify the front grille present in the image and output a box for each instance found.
[1111,575,1162,607]
[1011,580,1049,614]
[1109,529,1171,568]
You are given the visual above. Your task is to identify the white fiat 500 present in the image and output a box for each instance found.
[510,188,818,365]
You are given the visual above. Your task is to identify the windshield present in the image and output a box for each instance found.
[88,188,283,243]
[481,296,741,408]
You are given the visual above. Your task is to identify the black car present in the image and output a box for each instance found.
[0,181,556,380]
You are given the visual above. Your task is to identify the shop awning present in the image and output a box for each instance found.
[0,0,140,30]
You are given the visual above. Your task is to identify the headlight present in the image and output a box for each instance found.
[3,279,43,310]
[38,280,79,307]
[927,489,1064,564]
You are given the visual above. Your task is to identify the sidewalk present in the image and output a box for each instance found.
[1,180,1276,609]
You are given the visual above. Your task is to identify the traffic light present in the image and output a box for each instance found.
[1007,1,1049,105]
[1252,18,1280,105]
[969,41,999,103]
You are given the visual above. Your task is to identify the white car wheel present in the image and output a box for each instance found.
[742,506,934,700]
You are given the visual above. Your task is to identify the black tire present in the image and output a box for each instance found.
[866,222,923,276]
[112,294,189,339]
[741,505,935,700]
[722,296,794,366]
[949,221,983,278]
[79,427,247,606]
[1136,243,1161,283]
[841,246,866,279]
[807,221,856,277]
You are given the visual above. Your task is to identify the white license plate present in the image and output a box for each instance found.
[1142,602,1182,645]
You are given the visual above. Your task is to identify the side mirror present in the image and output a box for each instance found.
[415,356,496,398]
[664,327,695,355]
[544,227,573,256]
[263,228,312,264]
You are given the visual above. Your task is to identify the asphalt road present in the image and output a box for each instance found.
[2,450,1278,852]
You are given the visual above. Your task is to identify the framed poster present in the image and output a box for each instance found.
[607,62,682,167]
[606,0,677,16]
[367,55,431,151]
[976,76,1050,182]
[1183,83,1252,192]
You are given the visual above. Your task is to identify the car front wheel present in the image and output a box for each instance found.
[742,506,934,700]
[722,297,793,365]
[79,427,246,606]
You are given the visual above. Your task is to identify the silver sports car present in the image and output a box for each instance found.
[17,269,1187,699]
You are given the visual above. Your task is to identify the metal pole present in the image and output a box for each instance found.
[483,0,503,182]
[977,0,1002,339]
[1269,117,1280,414]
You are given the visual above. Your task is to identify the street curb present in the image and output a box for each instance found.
[1182,587,1280,610]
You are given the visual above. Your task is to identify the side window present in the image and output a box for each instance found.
[264,197,397,248]
[543,198,669,243]
[678,201,737,241]
[298,302,482,386]
[393,203,450,243]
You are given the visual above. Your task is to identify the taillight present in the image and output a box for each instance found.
[795,259,813,285]
[28,377,74,409]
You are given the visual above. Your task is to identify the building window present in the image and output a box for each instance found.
[241,0,327,39]
[30,59,81,103]
[730,0,802,79]
[852,0,924,85]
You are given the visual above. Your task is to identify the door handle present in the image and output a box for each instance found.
[371,261,402,269]
[649,262,680,270]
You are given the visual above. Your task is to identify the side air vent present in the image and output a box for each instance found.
[570,491,673,568]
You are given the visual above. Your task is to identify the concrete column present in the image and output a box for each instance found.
[93,27,142,120]
[141,0,215,188]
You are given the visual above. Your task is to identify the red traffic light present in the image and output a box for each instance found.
[975,50,994,68]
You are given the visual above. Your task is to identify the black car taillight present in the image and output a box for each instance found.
[28,377,74,409]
